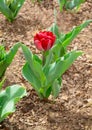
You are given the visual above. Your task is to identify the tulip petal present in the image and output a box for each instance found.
[34,40,43,51]
[34,31,56,51]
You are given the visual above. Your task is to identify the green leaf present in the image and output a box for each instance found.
[0,42,21,78]
[45,51,82,84]
[6,42,21,65]
[22,62,41,91]
[52,78,62,98]
[0,77,5,91]
[51,43,66,60]
[65,0,85,10]
[49,23,60,39]
[62,20,92,48]
[22,62,48,98]
[0,0,13,21]
[58,0,66,11]
[45,87,52,98]
[0,85,27,122]
[33,54,42,65]
[22,44,46,87]
[10,0,25,18]
[0,59,8,78]
[0,45,6,61]
[48,20,91,63]
[0,0,25,22]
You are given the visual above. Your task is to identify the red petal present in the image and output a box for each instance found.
[34,40,43,51]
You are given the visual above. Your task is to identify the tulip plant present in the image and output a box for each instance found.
[0,0,25,22]
[0,43,21,78]
[0,81,27,122]
[58,0,85,11]
[22,20,92,99]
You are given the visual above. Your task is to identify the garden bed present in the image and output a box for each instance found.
[0,0,92,130]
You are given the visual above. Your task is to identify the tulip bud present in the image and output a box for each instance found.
[34,31,56,51]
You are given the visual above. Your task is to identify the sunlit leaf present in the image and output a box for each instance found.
[0,85,27,122]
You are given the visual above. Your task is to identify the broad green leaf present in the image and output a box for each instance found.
[9,0,18,12]
[0,0,25,22]
[62,20,92,48]
[45,87,52,98]
[56,33,66,44]
[38,85,52,98]
[22,62,41,91]
[0,42,21,78]
[49,23,60,39]
[21,44,33,65]
[0,85,27,122]
[0,59,8,78]
[48,20,91,63]
[0,0,13,21]
[22,44,46,87]
[52,78,62,98]
[6,42,21,65]
[22,63,47,98]
[42,42,66,70]
[45,51,82,84]
[51,43,66,60]
[0,45,6,61]
[10,0,25,18]
[33,54,42,65]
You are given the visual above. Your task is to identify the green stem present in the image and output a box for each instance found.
[42,51,46,66]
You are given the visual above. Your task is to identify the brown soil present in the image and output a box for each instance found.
[0,0,92,130]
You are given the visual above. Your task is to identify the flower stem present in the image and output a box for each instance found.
[42,51,46,66]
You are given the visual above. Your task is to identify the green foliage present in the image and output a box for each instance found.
[58,0,66,11]
[22,45,82,99]
[0,0,25,22]
[0,45,6,61]
[22,45,46,98]
[0,77,5,91]
[0,42,21,78]
[0,84,27,122]
[49,20,92,60]
[22,20,91,99]
[58,0,85,11]
[44,51,82,84]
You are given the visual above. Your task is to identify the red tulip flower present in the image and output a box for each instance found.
[34,31,56,51]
